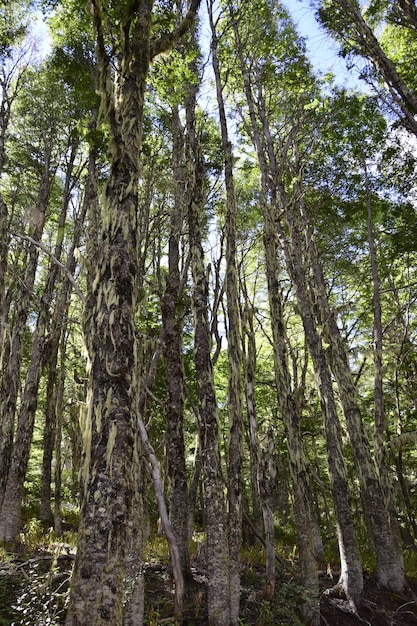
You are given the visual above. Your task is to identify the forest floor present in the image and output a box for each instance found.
[0,542,417,625]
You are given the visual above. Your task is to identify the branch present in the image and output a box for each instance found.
[387,431,417,453]
[137,415,185,618]
[12,234,85,304]
[150,0,201,59]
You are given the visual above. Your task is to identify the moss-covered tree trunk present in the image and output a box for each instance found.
[262,206,320,621]
[66,2,201,623]
[233,25,320,617]
[0,135,77,542]
[296,179,407,593]
[65,2,151,622]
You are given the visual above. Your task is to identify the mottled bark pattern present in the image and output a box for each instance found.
[0,141,75,541]
[66,3,151,623]
[322,0,417,135]
[67,2,201,622]
[300,192,406,593]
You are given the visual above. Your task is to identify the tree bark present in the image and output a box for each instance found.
[298,188,407,593]
[185,87,231,626]
[161,103,191,580]
[66,2,201,623]
[322,0,417,135]
[0,136,52,510]
[209,6,243,620]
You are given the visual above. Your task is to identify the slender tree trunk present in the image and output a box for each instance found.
[0,138,77,541]
[241,302,262,539]
[242,65,363,605]
[54,333,67,537]
[40,142,81,526]
[209,6,243,620]
[262,207,320,621]
[329,0,417,135]
[0,137,52,510]
[161,103,190,579]
[298,186,407,593]
[232,22,321,617]
[185,90,231,626]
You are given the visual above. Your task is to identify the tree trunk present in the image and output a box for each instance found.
[298,188,407,593]
[161,103,191,579]
[0,136,52,511]
[262,208,320,620]
[232,22,320,618]
[66,2,201,622]
[0,138,76,541]
[54,333,67,537]
[325,0,417,135]
[185,88,231,626]
[209,6,243,620]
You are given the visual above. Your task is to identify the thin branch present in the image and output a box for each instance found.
[137,415,185,618]
[12,233,85,304]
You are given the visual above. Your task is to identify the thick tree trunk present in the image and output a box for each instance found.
[65,5,151,622]
[66,2,201,621]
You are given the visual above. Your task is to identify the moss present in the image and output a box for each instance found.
[106,422,118,474]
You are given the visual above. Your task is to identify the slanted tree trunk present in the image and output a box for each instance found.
[235,47,363,606]
[322,0,417,135]
[185,87,231,626]
[0,56,27,354]
[262,207,320,621]
[0,136,52,510]
[209,6,243,620]
[297,184,407,593]
[232,23,320,618]
[0,136,77,542]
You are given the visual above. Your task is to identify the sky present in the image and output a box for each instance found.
[31,1,364,91]
[285,0,365,89]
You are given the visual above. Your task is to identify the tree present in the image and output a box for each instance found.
[65,1,201,624]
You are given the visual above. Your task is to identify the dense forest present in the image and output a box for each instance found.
[0,0,417,624]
